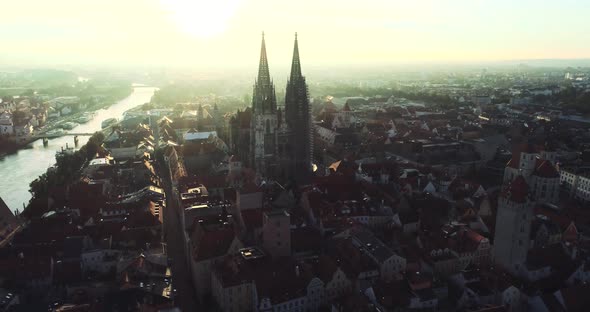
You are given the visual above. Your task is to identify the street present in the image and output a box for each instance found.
[160,162,197,311]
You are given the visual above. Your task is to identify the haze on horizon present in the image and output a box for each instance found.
[2,0,589,70]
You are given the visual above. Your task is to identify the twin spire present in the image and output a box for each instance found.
[257,32,271,86]
[256,32,303,85]
[290,32,302,80]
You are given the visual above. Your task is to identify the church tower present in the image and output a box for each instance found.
[493,175,534,275]
[250,32,279,175]
[284,33,312,184]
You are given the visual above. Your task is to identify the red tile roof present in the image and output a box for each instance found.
[292,227,323,254]
[241,181,262,194]
[193,226,235,261]
[563,222,578,243]
[560,284,590,311]
[502,175,529,203]
[533,159,559,178]
[534,205,572,230]
[342,103,352,112]
[240,208,264,230]
[507,143,543,169]
[316,255,339,283]
[198,175,227,189]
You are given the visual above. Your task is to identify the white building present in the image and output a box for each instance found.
[504,143,560,204]
[493,176,534,275]
[81,249,121,274]
[331,103,356,129]
[350,228,406,281]
[189,224,242,302]
[560,167,590,202]
[14,121,34,143]
[0,111,14,136]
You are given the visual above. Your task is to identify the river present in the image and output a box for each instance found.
[0,86,157,213]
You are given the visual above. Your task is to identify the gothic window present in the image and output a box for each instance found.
[266,119,271,134]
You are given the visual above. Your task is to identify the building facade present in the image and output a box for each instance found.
[493,176,534,275]
[230,33,313,184]
[560,167,590,202]
[250,33,279,176]
[283,33,312,184]
[503,143,559,204]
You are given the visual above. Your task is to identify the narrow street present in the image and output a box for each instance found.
[160,162,196,311]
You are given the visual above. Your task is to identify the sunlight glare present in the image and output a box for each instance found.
[161,0,241,38]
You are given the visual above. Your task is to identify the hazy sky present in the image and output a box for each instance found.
[1,0,589,69]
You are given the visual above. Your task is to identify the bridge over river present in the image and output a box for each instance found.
[0,86,157,212]
[30,132,96,139]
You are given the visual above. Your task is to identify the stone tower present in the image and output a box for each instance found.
[493,175,534,275]
[250,32,279,176]
[262,210,291,258]
[284,33,312,185]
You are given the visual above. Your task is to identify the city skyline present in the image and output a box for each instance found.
[3,2,590,311]
[2,0,590,68]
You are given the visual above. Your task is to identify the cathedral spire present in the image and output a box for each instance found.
[252,32,277,114]
[290,32,302,80]
[284,33,312,185]
[257,31,271,85]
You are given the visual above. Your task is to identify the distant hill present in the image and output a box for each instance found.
[501,59,590,68]
[0,69,77,89]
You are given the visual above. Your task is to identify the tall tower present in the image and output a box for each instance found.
[284,33,312,184]
[262,210,291,258]
[250,32,279,175]
[493,175,534,275]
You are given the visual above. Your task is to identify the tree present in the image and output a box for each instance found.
[20,89,34,97]
[24,131,106,219]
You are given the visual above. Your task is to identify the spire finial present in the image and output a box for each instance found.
[257,31,270,85]
[289,32,302,80]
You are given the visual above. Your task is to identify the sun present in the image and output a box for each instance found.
[160,0,241,38]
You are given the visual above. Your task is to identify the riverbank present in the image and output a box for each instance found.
[0,87,157,213]
[2,85,134,153]
[0,139,19,156]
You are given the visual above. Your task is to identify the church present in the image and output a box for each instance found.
[230,33,312,185]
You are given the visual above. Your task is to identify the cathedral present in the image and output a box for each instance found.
[230,33,312,185]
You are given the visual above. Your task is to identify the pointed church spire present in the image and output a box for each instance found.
[290,32,302,80]
[252,32,277,114]
[257,31,271,85]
